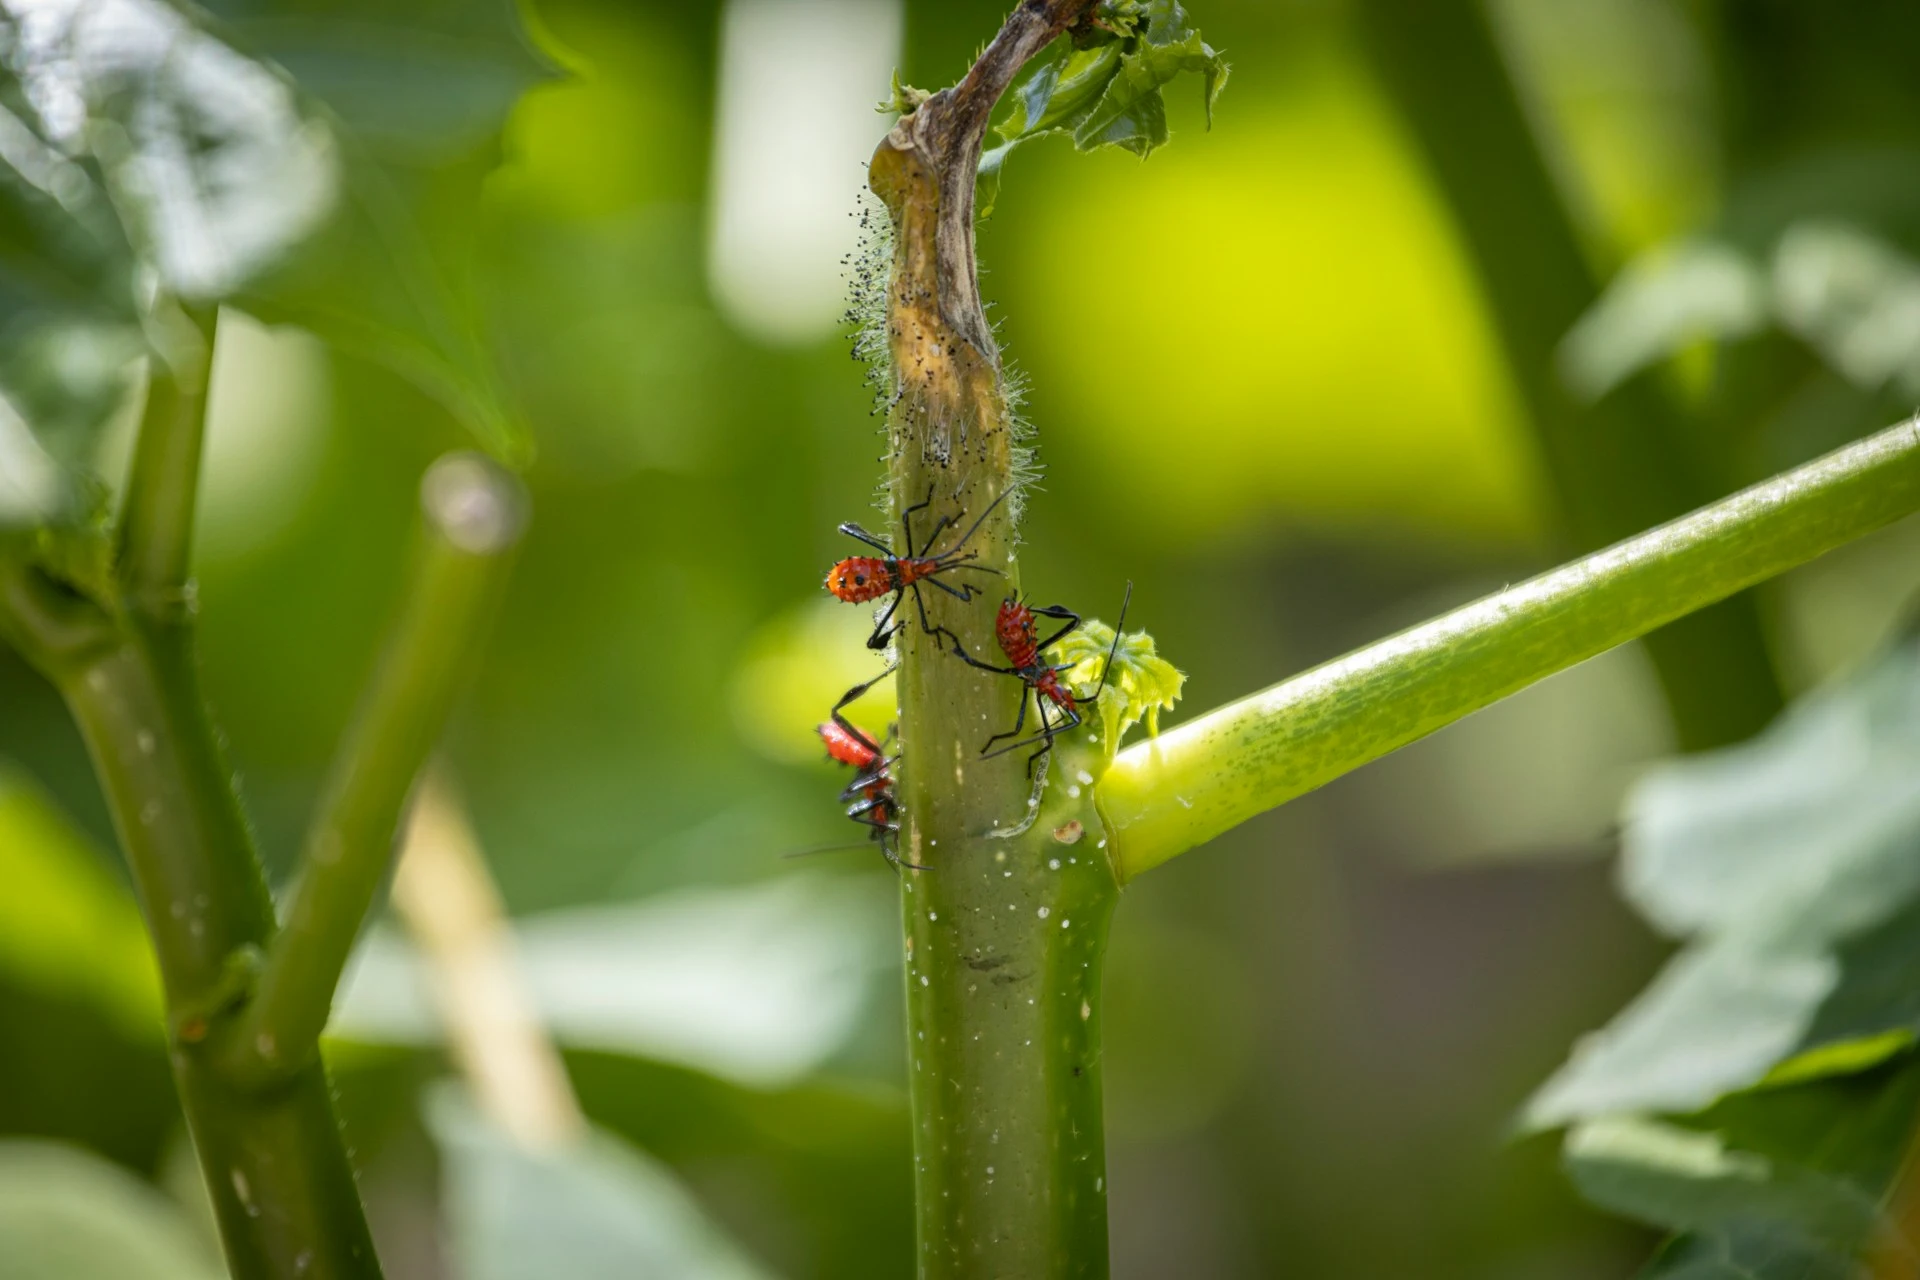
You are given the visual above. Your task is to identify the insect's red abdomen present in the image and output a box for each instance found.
[1034,669,1076,712]
[995,600,1039,668]
[818,721,881,770]
[826,557,895,603]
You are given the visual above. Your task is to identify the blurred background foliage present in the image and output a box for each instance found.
[7,0,1920,1276]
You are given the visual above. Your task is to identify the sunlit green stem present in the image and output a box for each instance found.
[870,2,1108,1274]
[234,454,525,1083]
[1101,417,1920,880]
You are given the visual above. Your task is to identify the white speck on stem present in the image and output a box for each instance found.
[928,911,937,921]
[1081,1000,1092,1020]
[1061,918,1071,929]
[1037,906,1050,919]
[1049,858,1061,869]
[920,975,929,986]
[1077,770,1093,785]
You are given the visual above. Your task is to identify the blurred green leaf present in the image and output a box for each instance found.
[1529,638,1920,1127]
[427,1085,776,1280]
[0,1139,220,1280]
[0,0,534,470]
[0,765,161,1040]
[1637,1222,1858,1280]
[1566,1058,1920,1279]
[334,875,891,1089]
[977,0,1227,217]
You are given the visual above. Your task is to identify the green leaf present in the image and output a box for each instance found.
[977,0,1228,217]
[426,1085,776,1280]
[334,875,892,1089]
[0,0,534,470]
[0,1140,220,1280]
[1638,1223,1859,1280]
[1565,1059,1920,1279]
[1050,620,1184,755]
[1527,637,1920,1127]
[0,766,162,1040]
[1566,1060,1920,1251]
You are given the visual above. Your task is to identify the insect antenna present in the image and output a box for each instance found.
[1091,581,1134,704]
[930,487,1011,566]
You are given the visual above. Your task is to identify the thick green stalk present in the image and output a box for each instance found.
[234,454,525,1083]
[1353,0,1785,749]
[1100,417,1920,881]
[869,2,1109,1274]
[1,333,384,1278]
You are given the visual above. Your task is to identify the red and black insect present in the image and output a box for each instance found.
[816,664,922,871]
[825,485,1008,650]
[942,582,1133,775]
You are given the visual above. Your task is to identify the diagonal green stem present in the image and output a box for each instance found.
[1100,417,1920,881]
[234,454,525,1083]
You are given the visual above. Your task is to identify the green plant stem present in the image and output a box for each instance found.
[1353,0,1785,750]
[118,316,214,605]
[869,2,1109,1275]
[1100,416,1920,881]
[0,329,385,1277]
[234,454,524,1083]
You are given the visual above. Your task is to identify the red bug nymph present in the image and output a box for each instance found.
[943,582,1132,776]
[816,664,922,871]
[825,485,1007,650]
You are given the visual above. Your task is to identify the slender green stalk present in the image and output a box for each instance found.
[869,3,1109,1274]
[234,454,525,1083]
[1100,417,1920,881]
[118,314,214,608]
[1,334,385,1278]
[1354,0,1784,749]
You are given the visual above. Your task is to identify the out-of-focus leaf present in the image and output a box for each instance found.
[334,874,890,1089]
[1772,223,1920,397]
[0,1139,220,1280]
[977,0,1227,217]
[427,1085,777,1280]
[0,765,161,1039]
[1565,1058,1920,1279]
[0,0,533,467]
[1637,1222,1858,1280]
[1566,1059,1920,1250]
[1527,638,1920,1128]
[1564,215,1920,403]
[1559,241,1769,400]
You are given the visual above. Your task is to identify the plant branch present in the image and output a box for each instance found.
[117,311,215,612]
[1,324,388,1276]
[234,453,525,1082]
[1100,417,1920,881]
[868,5,1110,1275]
[1353,0,1785,749]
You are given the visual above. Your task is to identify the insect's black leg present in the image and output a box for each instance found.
[866,592,904,650]
[845,792,891,820]
[1028,604,1082,655]
[929,486,1011,560]
[899,483,936,559]
[828,661,900,745]
[982,698,1082,763]
[838,522,895,556]
[910,582,960,651]
[981,685,1032,753]
[943,639,1021,677]
[925,576,982,601]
